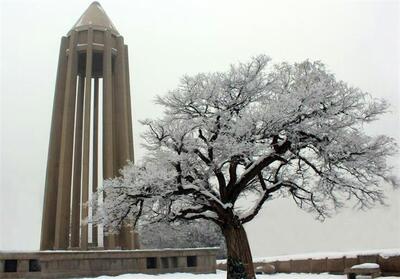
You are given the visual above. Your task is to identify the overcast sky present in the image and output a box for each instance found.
[1,0,399,256]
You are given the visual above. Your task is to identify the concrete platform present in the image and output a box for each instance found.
[0,248,218,278]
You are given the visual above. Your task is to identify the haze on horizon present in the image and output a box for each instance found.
[1,0,399,257]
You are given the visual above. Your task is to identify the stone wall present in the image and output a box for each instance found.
[217,254,400,276]
[0,248,218,278]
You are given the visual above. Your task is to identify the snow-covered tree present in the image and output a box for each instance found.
[93,55,397,279]
[139,220,226,259]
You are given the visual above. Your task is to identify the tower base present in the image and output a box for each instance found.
[0,248,218,278]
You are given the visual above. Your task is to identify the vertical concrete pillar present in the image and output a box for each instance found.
[124,44,139,249]
[17,260,29,272]
[40,36,68,250]
[112,76,119,178]
[114,37,130,167]
[54,30,78,249]
[103,30,117,249]
[81,28,93,250]
[92,77,99,246]
[70,75,85,248]
[133,231,141,249]
[114,37,133,250]
[124,45,134,160]
[178,257,187,268]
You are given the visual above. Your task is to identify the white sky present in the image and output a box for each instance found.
[0,0,399,257]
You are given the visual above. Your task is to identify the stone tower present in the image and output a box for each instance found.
[40,2,138,251]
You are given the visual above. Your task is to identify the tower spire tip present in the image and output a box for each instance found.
[71,1,118,34]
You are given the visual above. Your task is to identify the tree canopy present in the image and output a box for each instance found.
[92,55,397,278]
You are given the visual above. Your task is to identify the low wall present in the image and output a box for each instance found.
[0,248,218,278]
[217,254,400,276]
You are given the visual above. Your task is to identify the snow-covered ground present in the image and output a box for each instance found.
[81,270,400,279]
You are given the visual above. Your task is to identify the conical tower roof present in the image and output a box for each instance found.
[71,2,119,34]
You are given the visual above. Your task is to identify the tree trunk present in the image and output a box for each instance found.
[222,223,255,279]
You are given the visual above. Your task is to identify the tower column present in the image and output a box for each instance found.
[54,30,79,249]
[124,45,135,161]
[114,37,134,249]
[70,75,85,248]
[92,77,99,246]
[123,44,139,249]
[114,37,130,167]
[81,28,94,250]
[103,29,117,249]
[40,36,68,250]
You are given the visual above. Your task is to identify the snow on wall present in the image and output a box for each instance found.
[350,263,380,269]
[217,248,400,264]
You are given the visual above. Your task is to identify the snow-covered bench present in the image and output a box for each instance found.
[344,263,381,279]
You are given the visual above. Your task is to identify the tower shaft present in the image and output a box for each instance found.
[40,2,138,251]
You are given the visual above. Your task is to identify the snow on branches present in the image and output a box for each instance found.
[92,55,397,233]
